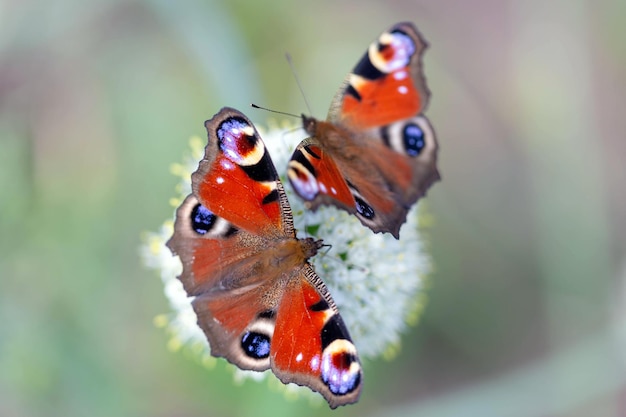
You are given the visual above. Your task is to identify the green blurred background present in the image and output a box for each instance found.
[2,1,625,416]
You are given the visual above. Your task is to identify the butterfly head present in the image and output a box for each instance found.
[300,237,325,259]
[301,114,319,136]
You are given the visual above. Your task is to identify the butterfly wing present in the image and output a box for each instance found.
[287,137,356,213]
[271,265,361,408]
[289,22,440,238]
[327,21,432,128]
[168,107,293,363]
[168,106,295,304]
[168,194,275,370]
[168,108,361,407]
[168,194,270,296]
[193,107,294,238]
[190,262,362,408]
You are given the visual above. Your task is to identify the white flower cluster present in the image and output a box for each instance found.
[141,118,432,386]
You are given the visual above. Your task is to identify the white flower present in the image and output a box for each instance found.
[141,118,433,395]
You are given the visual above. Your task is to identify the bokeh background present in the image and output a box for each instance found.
[2,1,625,416]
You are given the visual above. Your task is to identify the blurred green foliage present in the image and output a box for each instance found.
[1,1,625,416]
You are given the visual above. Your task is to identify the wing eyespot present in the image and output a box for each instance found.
[380,116,434,157]
[190,203,216,235]
[241,331,271,359]
[355,196,375,220]
[402,122,425,156]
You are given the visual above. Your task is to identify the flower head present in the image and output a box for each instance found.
[141,118,432,396]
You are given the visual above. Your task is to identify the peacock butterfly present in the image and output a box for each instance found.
[288,22,439,238]
[167,107,362,408]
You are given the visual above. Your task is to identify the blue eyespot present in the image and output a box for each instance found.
[241,331,270,359]
[355,197,375,219]
[321,350,360,395]
[403,123,425,156]
[191,203,215,235]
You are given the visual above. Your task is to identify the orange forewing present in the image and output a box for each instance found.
[341,70,420,129]
[271,279,327,374]
[195,162,282,236]
[296,141,355,209]
[193,108,285,237]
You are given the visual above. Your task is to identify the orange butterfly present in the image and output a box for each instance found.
[288,22,439,238]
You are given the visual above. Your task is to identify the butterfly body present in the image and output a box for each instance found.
[289,22,439,238]
[168,108,362,408]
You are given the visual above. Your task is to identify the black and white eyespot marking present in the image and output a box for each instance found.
[355,197,375,219]
[320,338,361,396]
[190,203,215,235]
[241,331,271,360]
[381,122,424,156]
[381,116,433,157]
[215,116,269,169]
[367,29,416,74]
[347,28,417,103]
[332,365,360,396]
[323,356,360,396]
[402,123,425,156]
[189,203,237,237]
[351,29,415,82]
[316,311,361,397]
[216,116,257,152]
[344,182,376,220]
[217,116,251,134]
[240,317,275,362]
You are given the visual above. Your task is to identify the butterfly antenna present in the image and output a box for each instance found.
[286,53,313,116]
[320,243,333,256]
[250,103,299,119]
